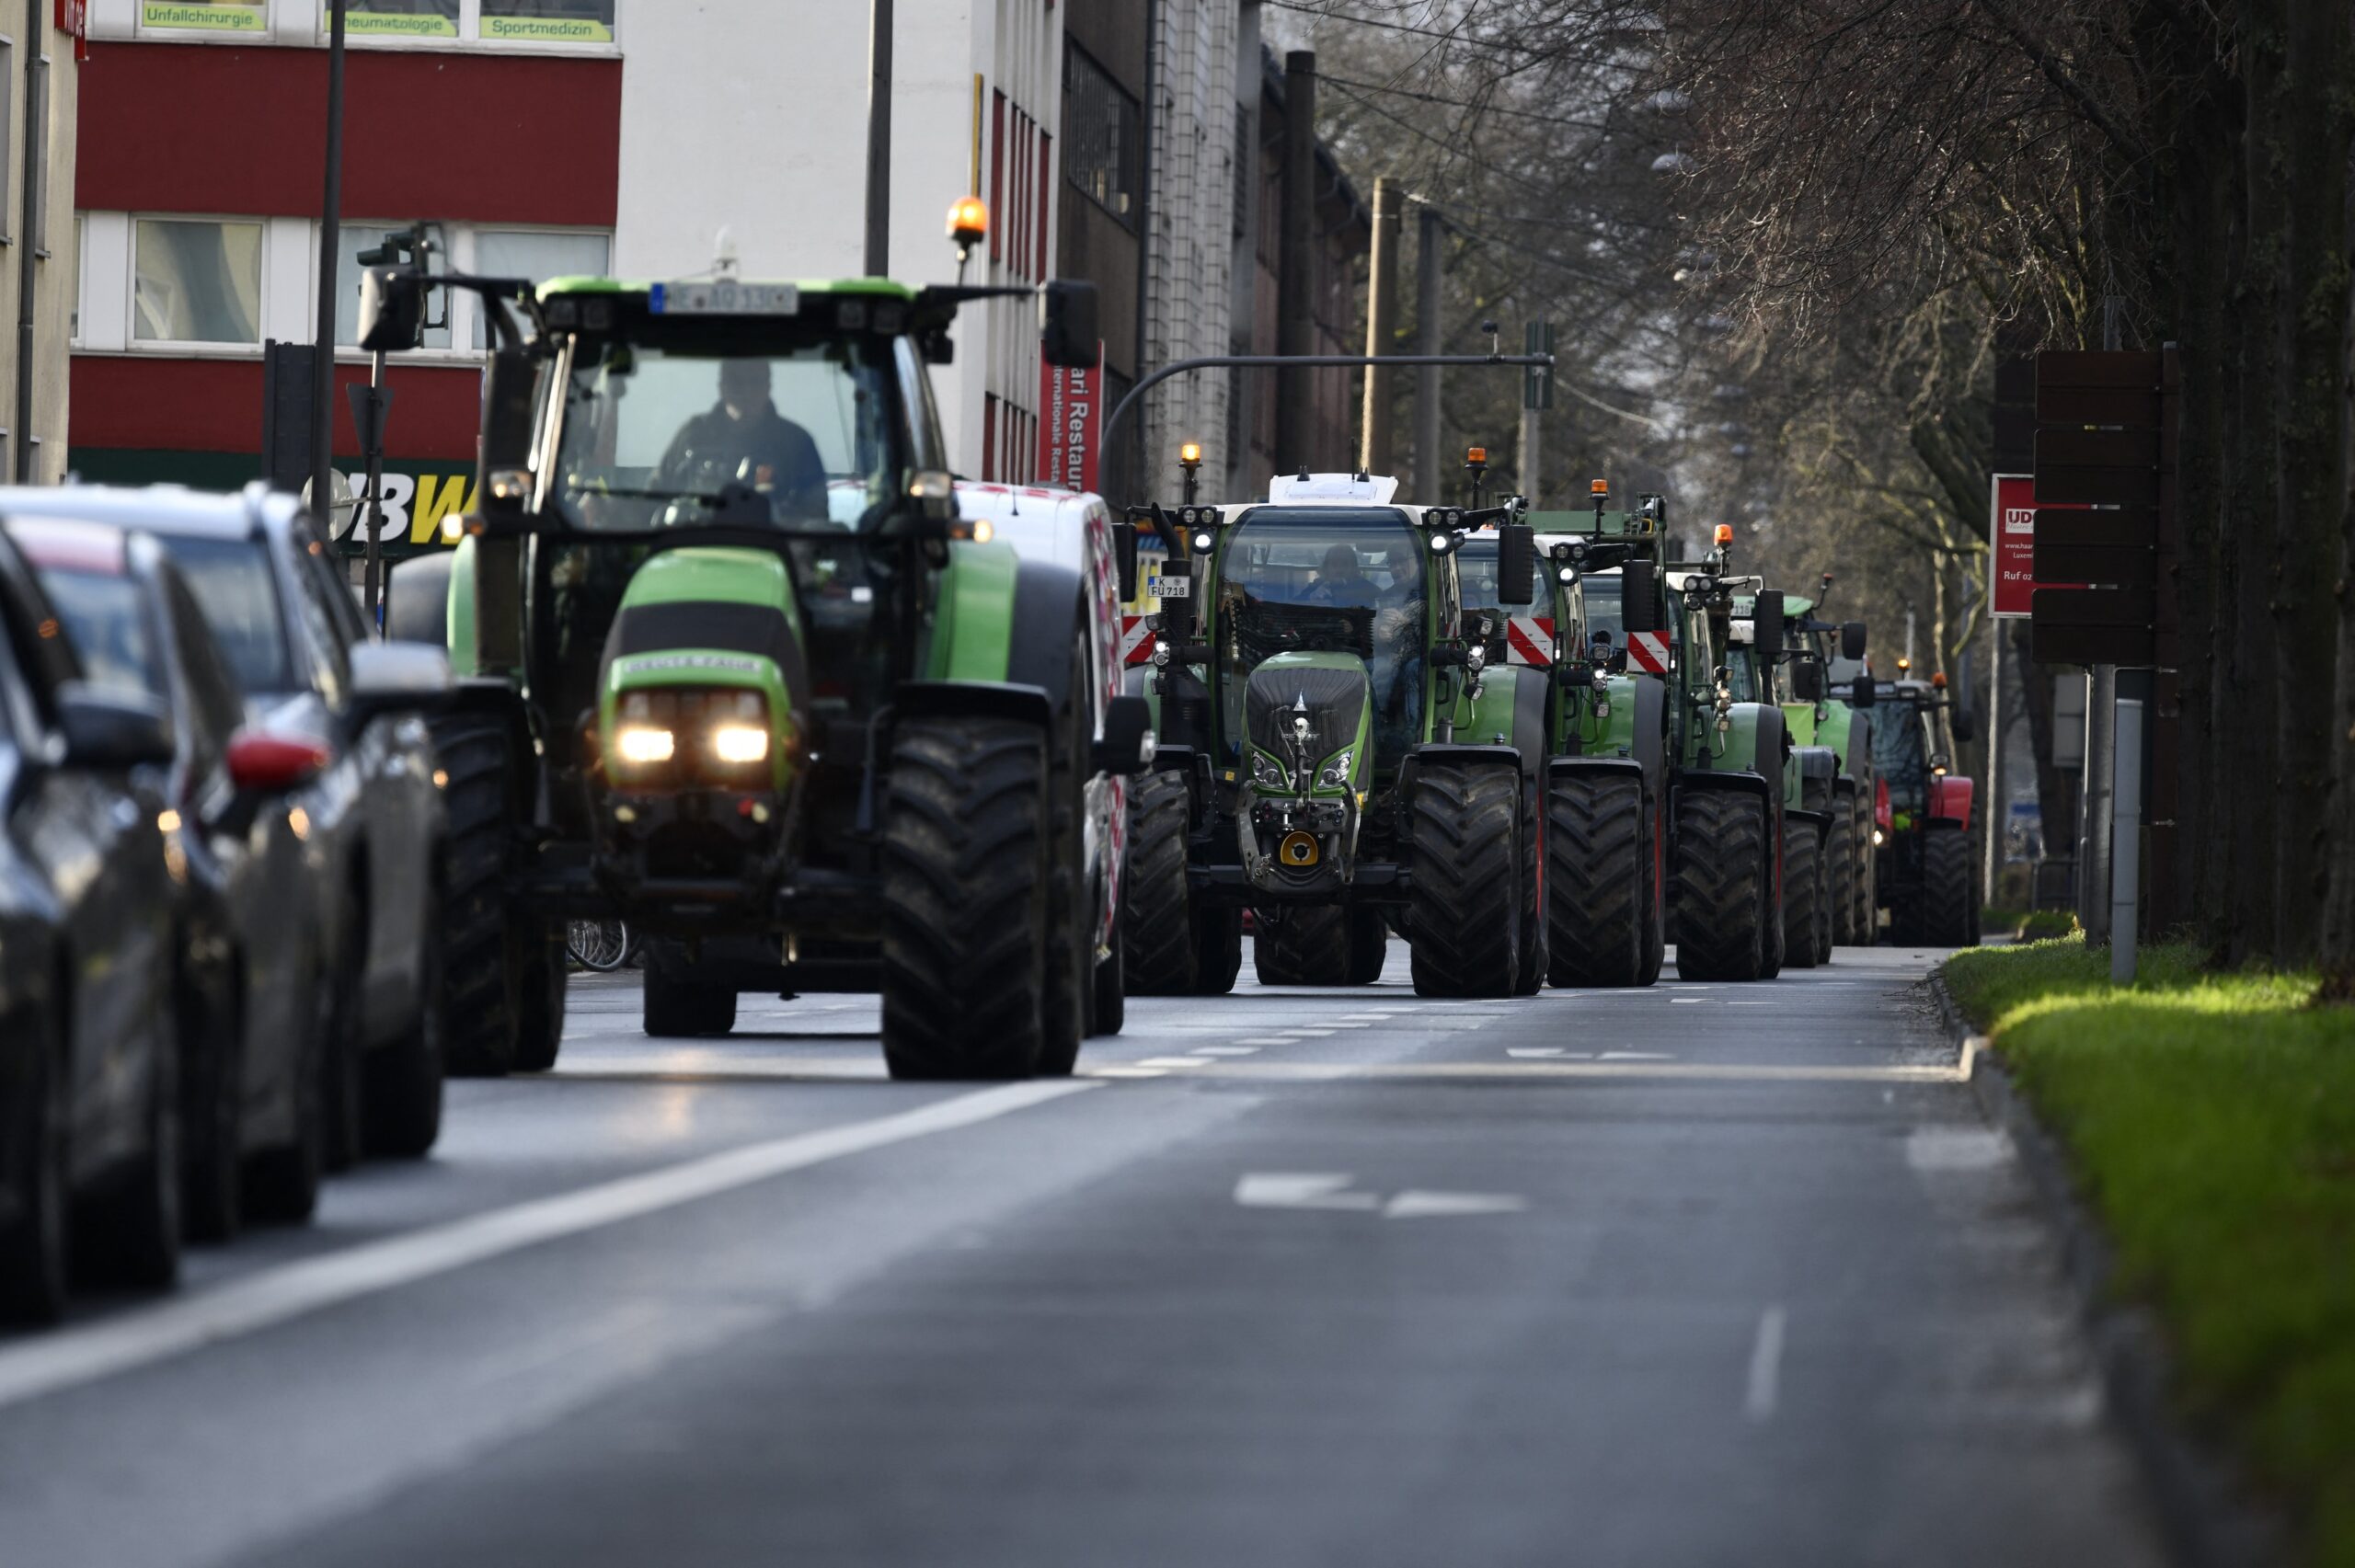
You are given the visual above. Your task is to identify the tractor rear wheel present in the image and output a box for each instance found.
[430,709,534,1076]
[1513,773,1548,996]
[1922,829,1976,946]
[1407,765,1521,998]
[1254,905,1352,985]
[880,715,1052,1079]
[1852,795,1878,942]
[1784,819,1827,969]
[1826,807,1857,947]
[1637,791,1665,986]
[1038,648,1093,1077]
[1120,769,1197,995]
[1545,773,1644,987]
[1672,790,1768,982]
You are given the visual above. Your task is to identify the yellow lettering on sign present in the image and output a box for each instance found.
[412,474,476,544]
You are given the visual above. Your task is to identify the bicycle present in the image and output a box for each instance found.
[566,919,634,973]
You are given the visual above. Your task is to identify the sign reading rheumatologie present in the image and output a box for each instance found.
[1039,341,1105,495]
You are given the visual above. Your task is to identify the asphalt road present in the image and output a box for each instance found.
[0,942,2163,1568]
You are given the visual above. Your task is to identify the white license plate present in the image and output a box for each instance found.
[649,280,800,315]
[1148,576,1190,599]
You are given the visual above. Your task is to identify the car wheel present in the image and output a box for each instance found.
[0,1001,70,1324]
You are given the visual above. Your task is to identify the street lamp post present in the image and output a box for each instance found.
[310,0,349,529]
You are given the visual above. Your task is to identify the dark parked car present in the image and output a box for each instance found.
[0,530,183,1323]
[9,517,339,1236]
[0,486,452,1166]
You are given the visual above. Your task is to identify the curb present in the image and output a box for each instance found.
[1930,974,2289,1568]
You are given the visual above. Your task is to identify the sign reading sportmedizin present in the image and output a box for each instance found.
[1039,341,1105,494]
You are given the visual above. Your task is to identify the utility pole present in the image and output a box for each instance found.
[863,0,893,277]
[310,0,350,528]
[1275,51,1316,470]
[2078,296,2127,942]
[1519,318,1551,505]
[1413,201,1443,502]
[1358,177,1401,474]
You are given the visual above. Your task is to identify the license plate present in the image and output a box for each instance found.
[1148,576,1190,599]
[649,280,800,315]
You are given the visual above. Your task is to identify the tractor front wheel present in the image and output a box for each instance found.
[1407,765,1521,999]
[1120,768,1197,995]
[1922,829,1977,946]
[1254,905,1352,986]
[1672,791,1769,982]
[1545,773,1644,988]
[1784,819,1828,969]
[1826,807,1858,948]
[880,715,1053,1079]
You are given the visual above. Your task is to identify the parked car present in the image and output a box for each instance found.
[0,530,182,1323]
[7,517,338,1235]
[0,485,452,1165]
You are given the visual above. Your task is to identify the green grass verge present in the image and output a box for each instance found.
[1944,936,2355,1564]
[1979,906,2078,941]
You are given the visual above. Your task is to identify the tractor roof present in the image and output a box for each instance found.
[536,277,920,303]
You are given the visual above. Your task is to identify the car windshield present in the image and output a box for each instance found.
[1871,693,1931,809]
[39,570,159,700]
[553,340,902,532]
[155,535,295,693]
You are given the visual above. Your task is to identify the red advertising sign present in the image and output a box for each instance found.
[1039,341,1104,494]
[1991,472,2084,618]
[57,0,89,58]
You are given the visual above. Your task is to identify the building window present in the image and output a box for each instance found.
[470,228,611,346]
[1064,44,1140,228]
[140,0,269,33]
[133,219,263,345]
[348,0,460,38]
[481,0,616,44]
[336,223,452,348]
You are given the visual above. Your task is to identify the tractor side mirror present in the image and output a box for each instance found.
[1841,621,1867,661]
[478,350,539,515]
[1752,590,1784,646]
[1494,523,1536,606]
[357,267,427,353]
[1620,559,1659,635]
[1950,705,1977,743]
[1114,525,1140,604]
[1790,658,1825,701]
[1094,695,1156,775]
[1849,673,1877,709]
[1040,280,1100,369]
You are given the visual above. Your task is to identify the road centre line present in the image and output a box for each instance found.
[0,1081,1095,1413]
[1745,1305,1787,1422]
[1083,1053,1979,1084]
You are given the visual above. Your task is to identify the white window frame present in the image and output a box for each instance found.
[460,223,612,349]
[127,212,270,356]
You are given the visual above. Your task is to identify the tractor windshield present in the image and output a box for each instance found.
[552,338,904,532]
[1217,508,1425,764]
[1871,693,1931,811]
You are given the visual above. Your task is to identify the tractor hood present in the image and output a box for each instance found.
[1246,652,1371,793]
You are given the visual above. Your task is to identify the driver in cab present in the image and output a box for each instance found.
[658,359,829,519]
[1304,544,1370,607]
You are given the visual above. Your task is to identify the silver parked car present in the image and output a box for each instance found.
[0,485,453,1164]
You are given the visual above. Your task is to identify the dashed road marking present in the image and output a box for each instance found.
[1745,1305,1787,1422]
[1234,1173,1382,1210]
[1189,1046,1261,1057]
[1383,1190,1527,1219]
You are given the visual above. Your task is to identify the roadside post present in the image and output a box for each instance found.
[2112,697,2144,982]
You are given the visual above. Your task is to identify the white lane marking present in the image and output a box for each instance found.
[1383,1190,1528,1219]
[1189,1046,1260,1057]
[1599,1050,1673,1061]
[1135,1057,1212,1069]
[1273,1029,1338,1038]
[1337,1013,1406,1021]
[1234,1173,1382,1210]
[1233,1036,1297,1046]
[1906,1126,2014,1172]
[1316,1022,1373,1029]
[1101,1058,1977,1083]
[1507,1047,1566,1059]
[1728,1001,1775,1007]
[0,1081,1095,1412]
[1745,1305,1787,1422]
[1087,1066,1168,1079]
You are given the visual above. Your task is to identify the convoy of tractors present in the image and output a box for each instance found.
[338,212,1981,1089]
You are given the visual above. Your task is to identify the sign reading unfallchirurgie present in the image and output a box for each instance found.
[142,0,265,30]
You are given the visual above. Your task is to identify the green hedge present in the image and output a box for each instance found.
[1945,937,2355,1564]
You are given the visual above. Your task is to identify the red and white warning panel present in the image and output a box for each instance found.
[1502,616,1554,666]
[1627,631,1671,674]
[1120,614,1156,666]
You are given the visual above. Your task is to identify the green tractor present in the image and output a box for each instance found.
[359,254,1156,1080]
[1770,581,1878,946]
[1869,665,1981,945]
[1120,473,1547,998]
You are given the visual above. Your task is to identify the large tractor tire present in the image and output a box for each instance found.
[1407,764,1521,999]
[1784,819,1829,969]
[1922,829,1976,946]
[1038,649,1094,1076]
[1254,905,1352,986]
[1512,773,1548,996]
[1852,794,1878,942]
[1545,772,1644,988]
[1191,905,1244,995]
[880,714,1053,1079]
[643,961,738,1037]
[1637,790,1666,986]
[1346,909,1390,984]
[430,708,537,1076]
[1672,790,1769,981]
[1759,807,1787,980]
[1826,806,1858,947]
[1121,768,1197,995]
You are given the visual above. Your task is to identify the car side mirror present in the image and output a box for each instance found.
[56,684,175,770]
[1791,658,1825,701]
[347,639,453,719]
[1620,559,1659,635]
[1494,522,1536,607]
[225,728,332,794]
[1115,525,1140,605]
[1842,620,1867,661]
[1849,673,1877,709]
[1040,280,1100,370]
[357,266,428,353]
[1094,694,1156,775]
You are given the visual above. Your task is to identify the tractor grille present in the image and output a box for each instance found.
[1246,665,1368,775]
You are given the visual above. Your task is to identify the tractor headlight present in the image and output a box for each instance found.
[1315,750,1356,790]
[711,724,770,765]
[615,726,676,765]
[1872,827,1887,846]
[1251,750,1291,790]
